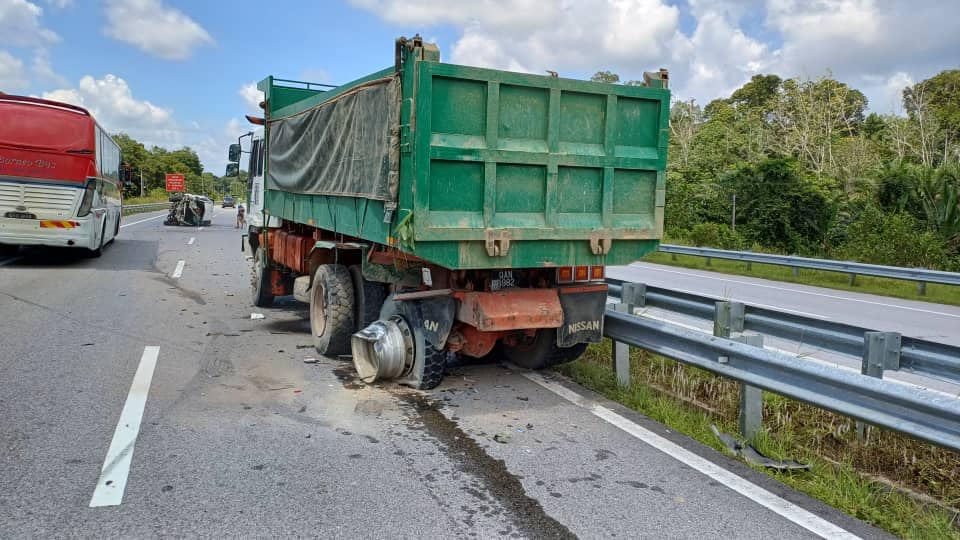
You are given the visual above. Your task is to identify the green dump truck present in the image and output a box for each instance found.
[230,36,669,389]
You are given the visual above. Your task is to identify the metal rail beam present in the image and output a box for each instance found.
[603,309,960,451]
[658,244,960,286]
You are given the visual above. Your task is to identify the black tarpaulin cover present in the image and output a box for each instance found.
[266,77,400,207]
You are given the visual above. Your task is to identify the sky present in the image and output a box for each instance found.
[1,0,958,175]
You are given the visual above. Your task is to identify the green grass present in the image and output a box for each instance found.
[556,341,960,539]
[643,251,960,308]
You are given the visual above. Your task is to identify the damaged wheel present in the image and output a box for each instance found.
[311,264,355,357]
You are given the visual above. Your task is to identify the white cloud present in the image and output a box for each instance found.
[45,0,72,8]
[239,82,263,115]
[0,0,59,46]
[31,48,66,86]
[42,74,174,143]
[103,0,213,60]
[0,50,28,91]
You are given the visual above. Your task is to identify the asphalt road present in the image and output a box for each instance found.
[608,262,960,396]
[0,211,889,539]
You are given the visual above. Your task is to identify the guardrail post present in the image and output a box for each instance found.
[620,283,646,308]
[917,281,927,296]
[671,252,677,261]
[613,302,633,387]
[792,266,800,278]
[857,332,902,441]
[732,334,764,440]
[848,273,857,286]
[713,301,745,338]
[705,256,712,267]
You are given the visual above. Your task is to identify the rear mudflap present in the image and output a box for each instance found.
[557,284,607,347]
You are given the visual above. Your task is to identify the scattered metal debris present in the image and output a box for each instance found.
[710,425,810,471]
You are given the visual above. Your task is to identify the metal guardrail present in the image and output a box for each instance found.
[606,279,960,385]
[602,307,960,452]
[122,202,169,213]
[659,244,960,290]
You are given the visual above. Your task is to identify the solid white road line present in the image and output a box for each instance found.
[0,255,25,267]
[171,260,185,279]
[120,212,166,228]
[187,237,195,245]
[89,346,160,508]
[628,264,960,319]
[523,372,860,540]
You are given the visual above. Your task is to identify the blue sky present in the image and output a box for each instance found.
[2,0,958,175]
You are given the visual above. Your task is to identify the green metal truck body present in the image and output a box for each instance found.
[259,41,669,271]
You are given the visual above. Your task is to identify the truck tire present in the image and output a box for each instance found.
[377,295,447,390]
[498,329,588,369]
[349,265,387,332]
[251,247,274,307]
[311,264,355,357]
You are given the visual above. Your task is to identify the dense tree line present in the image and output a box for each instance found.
[593,69,960,270]
[114,133,246,200]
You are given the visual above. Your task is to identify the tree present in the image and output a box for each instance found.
[669,99,702,168]
[721,158,834,253]
[729,74,782,111]
[590,70,620,84]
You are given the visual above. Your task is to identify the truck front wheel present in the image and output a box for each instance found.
[251,247,274,307]
[311,264,355,357]
[499,329,588,369]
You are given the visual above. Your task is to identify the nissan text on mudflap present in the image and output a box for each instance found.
[229,36,669,390]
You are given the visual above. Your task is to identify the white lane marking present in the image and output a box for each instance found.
[0,255,25,267]
[187,237,195,245]
[119,212,166,228]
[171,260,185,279]
[523,372,860,540]
[628,264,960,319]
[662,285,830,320]
[89,346,160,508]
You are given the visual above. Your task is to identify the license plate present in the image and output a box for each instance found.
[557,286,607,347]
[490,270,517,291]
[4,211,36,220]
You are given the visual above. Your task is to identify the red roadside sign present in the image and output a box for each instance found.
[165,173,185,192]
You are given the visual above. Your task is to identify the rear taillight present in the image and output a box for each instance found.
[76,181,96,217]
[557,265,605,283]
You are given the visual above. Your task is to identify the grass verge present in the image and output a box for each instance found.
[556,341,960,539]
[643,251,960,308]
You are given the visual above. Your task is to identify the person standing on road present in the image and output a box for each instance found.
[236,203,246,228]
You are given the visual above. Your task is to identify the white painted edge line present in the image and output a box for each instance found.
[120,212,166,229]
[171,260,185,279]
[627,264,960,319]
[0,255,25,267]
[187,237,195,245]
[89,346,160,508]
[522,371,860,540]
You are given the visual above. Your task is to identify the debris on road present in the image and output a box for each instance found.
[493,433,511,444]
[710,425,810,471]
[302,356,318,364]
[250,313,265,320]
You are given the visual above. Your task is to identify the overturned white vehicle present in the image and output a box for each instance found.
[163,193,213,227]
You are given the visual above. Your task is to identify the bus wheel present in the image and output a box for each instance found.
[89,221,106,258]
[311,264,355,357]
[251,247,274,307]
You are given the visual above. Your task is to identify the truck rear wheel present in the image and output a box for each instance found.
[251,247,274,307]
[311,264,355,357]
[499,329,588,369]
[349,265,386,332]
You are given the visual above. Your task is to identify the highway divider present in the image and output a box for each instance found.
[604,278,960,452]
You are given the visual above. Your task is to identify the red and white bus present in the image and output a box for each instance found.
[0,95,123,256]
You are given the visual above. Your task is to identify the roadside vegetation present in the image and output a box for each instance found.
[590,69,960,279]
[557,341,960,539]
[113,133,246,201]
